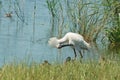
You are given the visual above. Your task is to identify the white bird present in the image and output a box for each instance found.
[48,32,90,58]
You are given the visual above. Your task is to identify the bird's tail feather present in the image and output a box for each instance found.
[82,40,91,50]
[48,37,59,48]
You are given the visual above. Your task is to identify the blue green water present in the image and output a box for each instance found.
[0,0,99,66]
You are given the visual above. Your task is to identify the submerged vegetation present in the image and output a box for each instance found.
[0,60,120,80]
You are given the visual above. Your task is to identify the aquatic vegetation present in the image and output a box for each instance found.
[0,60,120,80]
[103,0,120,50]
[46,0,110,43]
[46,0,64,37]
[106,26,120,50]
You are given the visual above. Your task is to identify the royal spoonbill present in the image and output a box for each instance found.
[48,32,90,58]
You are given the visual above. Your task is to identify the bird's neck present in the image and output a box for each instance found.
[58,37,68,44]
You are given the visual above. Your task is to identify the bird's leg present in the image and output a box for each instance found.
[79,50,83,58]
[72,47,77,59]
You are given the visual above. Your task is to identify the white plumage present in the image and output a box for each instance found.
[48,32,90,58]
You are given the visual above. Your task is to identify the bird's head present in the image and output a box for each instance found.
[48,37,60,48]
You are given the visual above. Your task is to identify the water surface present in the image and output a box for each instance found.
[0,0,100,66]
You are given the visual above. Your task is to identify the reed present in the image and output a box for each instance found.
[103,0,120,50]
[47,0,110,43]
[65,0,108,42]
[0,60,120,80]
